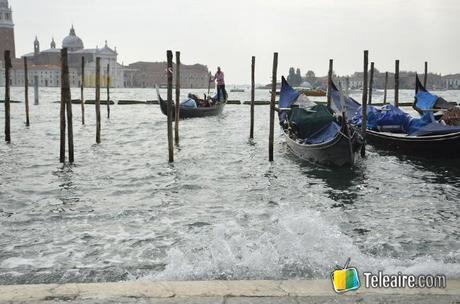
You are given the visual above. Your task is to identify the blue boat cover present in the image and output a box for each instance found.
[330,81,360,120]
[304,121,341,144]
[279,76,300,122]
[280,76,300,109]
[415,91,438,111]
[352,104,460,136]
[181,98,197,108]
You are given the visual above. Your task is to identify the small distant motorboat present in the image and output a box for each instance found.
[230,88,245,93]
[278,77,363,166]
[299,89,326,97]
[156,87,226,119]
[330,76,460,157]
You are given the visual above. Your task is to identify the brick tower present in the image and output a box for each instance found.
[0,0,16,59]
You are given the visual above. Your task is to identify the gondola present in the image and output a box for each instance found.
[156,87,226,119]
[279,77,363,166]
[330,77,460,157]
[414,75,460,126]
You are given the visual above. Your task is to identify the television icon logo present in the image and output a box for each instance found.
[330,258,360,294]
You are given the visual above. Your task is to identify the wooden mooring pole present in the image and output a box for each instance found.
[81,57,85,124]
[249,56,255,139]
[175,51,180,145]
[4,50,11,143]
[327,59,333,108]
[424,61,428,88]
[61,48,74,163]
[383,72,388,104]
[24,57,30,126]
[360,50,369,158]
[368,62,374,105]
[166,50,174,162]
[34,75,39,105]
[268,52,278,162]
[106,63,110,119]
[95,57,101,144]
[394,59,400,108]
[59,54,66,163]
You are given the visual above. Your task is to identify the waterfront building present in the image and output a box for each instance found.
[125,61,210,88]
[0,0,15,59]
[21,26,124,87]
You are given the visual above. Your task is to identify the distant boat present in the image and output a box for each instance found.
[299,89,326,97]
[230,87,245,93]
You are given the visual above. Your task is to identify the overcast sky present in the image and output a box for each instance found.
[10,0,460,84]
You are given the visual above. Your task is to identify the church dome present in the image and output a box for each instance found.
[62,25,84,51]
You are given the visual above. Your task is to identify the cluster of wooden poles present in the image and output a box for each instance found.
[3,49,113,164]
[3,49,431,164]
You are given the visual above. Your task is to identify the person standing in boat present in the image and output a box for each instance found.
[213,67,227,102]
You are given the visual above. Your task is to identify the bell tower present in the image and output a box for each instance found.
[34,36,40,55]
[0,0,16,59]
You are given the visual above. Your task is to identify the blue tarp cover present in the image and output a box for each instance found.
[411,122,460,136]
[279,77,300,109]
[330,85,360,120]
[415,91,438,111]
[304,121,341,144]
[181,98,197,108]
[352,104,460,136]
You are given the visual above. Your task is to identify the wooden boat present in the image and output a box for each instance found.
[299,89,326,97]
[279,77,363,166]
[414,75,460,126]
[330,77,460,158]
[283,124,363,166]
[156,88,226,119]
[365,130,460,157]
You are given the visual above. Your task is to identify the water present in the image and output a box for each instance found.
[0,87,459,285]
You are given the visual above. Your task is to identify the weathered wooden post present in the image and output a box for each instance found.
[249,56,255,139]
[59,60,66,163]
[106,63,110,119]
[423,61,428,88]
[175,51,180,145]
[61,48,74,163]
[394,60,400,108]
[95,57,101,143]
[24,57,30,126]
[166,50,174,162]
[268,52,278,162]
[34,75,39,105]
[361,50,369,158]
[4,50,11,143]
[383,71,388,104]
[368,62,374,105]
[327,59,333,108]
[81,57,85,124]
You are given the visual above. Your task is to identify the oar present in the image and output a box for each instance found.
[207,73,212,96]
[338,81,355,165]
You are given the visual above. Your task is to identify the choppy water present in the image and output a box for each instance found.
[0,87,459,285]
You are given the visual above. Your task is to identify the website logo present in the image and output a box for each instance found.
[331,258,360,294]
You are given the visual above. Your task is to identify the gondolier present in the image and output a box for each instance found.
[213,67,227,102]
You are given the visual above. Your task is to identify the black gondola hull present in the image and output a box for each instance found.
[366,130,460,157]
[284,129,363,167]
[159,98,226,119]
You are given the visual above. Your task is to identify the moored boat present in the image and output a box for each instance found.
[279,77,363,166]
[330,77,460,158]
